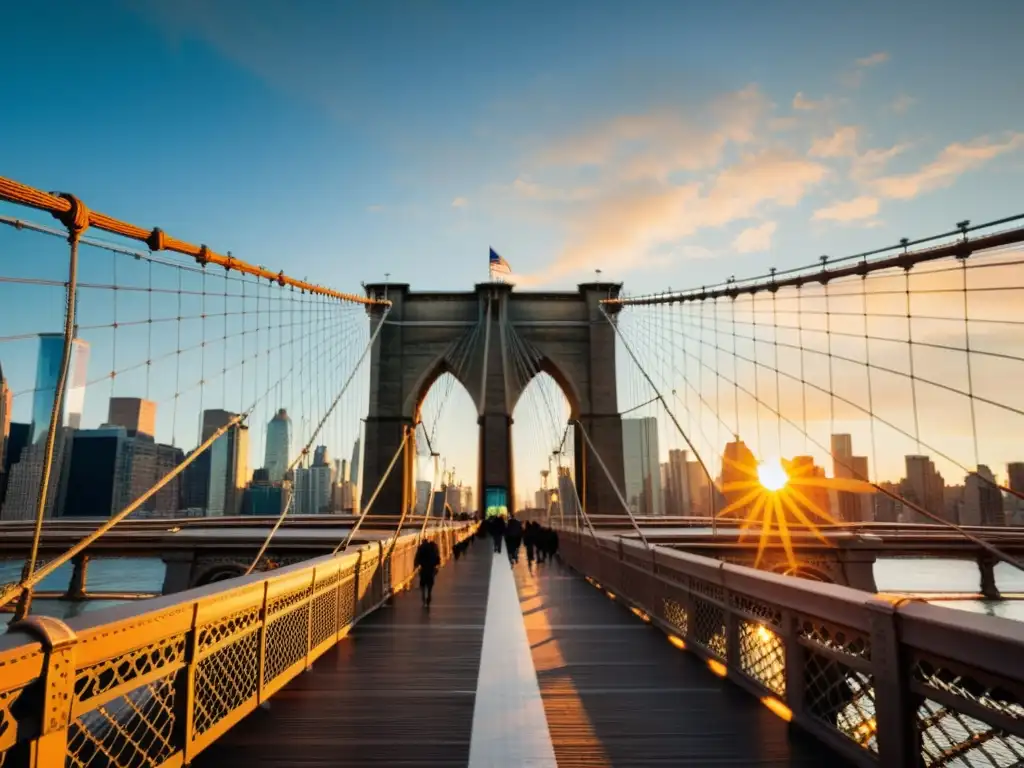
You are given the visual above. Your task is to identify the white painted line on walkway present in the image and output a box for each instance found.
[468,553,558,768]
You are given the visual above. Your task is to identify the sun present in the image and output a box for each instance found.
[757,458,789,491]
[717,448,876,571]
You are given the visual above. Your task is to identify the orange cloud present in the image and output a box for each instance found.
[812,196,879,222]
[733,221,777,253]
[792,92,824,111]
[856,52,889,67]
[809,126,859,158]
[871,133,1024,199]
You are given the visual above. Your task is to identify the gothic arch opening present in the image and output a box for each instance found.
[415,371,478,518]
[512,372,575,516]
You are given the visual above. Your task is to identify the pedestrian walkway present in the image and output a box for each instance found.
[195,534,847,767]
[513,556,847,767]
[194,540,492,766]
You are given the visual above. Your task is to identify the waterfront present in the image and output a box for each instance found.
[2,555,1023,628]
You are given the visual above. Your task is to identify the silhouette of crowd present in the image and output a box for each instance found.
[479,513,559,567]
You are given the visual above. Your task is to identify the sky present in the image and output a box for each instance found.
[2,0,1023,509]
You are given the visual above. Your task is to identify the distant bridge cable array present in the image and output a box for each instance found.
[607,217,1024,572]
[0,173,387,618]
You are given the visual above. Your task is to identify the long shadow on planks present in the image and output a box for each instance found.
[194,540,493,767]
[514,557,851,767]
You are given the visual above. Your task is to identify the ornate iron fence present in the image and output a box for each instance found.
[0,524,472,767]
[560,530,1024,768]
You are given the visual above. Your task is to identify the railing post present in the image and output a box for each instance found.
[10,616,77,768]
[174,604,199,762]
[63,553,89,600]
[256,581,270,704]
[305,567,317,671]
[782,608,805,719]
[868,599,920,766]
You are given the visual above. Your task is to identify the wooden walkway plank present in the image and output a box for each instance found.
[515,557,849,767]
[193,539,492,767]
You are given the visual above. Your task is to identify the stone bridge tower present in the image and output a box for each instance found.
[360,282,626,519]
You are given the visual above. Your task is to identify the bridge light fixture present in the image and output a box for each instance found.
[756,458,789,492]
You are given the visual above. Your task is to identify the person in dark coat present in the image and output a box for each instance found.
[523,521,537,566]
[504,516,523,565]
[489,515,506,553]
[414,537,442,607]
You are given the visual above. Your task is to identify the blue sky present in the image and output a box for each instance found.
[3,1,1023,506]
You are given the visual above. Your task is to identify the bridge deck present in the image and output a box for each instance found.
[195,535,844,767]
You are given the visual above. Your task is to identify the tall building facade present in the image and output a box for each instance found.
[831,434,871,523]
[264,408,291,483]
[62,427,132,517]
[206,420,249,516]
[622,417,662,516]
[107,397,157,437]
[720,438,757,520]
[31,335,90,444]
[0,362,10,472]
[962,466,1004,527]
[663,449,690,516]
[902,455,945,523]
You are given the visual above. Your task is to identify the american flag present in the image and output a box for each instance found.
[489,248,511,275]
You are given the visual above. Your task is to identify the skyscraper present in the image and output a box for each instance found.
[62,427,132,518]
[313,445,329,467]
[720,438,757,520]
[622,417,662,516]
[902,455,944,523]
[962,466,1004,527]
[31,334,90,444]
[108,397,157,437]
[831,434,870,523]
[0,361,11,475]
[206,419,249,516]
[265,409,291,483]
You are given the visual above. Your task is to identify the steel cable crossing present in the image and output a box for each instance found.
[605,219,1024,573]
[0,174,389,617]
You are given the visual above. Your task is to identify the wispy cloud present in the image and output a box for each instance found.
[842,52,890,88]
[792,92,825,111]
[812,196,879,222]
[856,52,889,68]
[809,125,859,158]
[366,204,385,213]
[871,133,1024,199]
[451,196,469,208]
[733,221,777,253]
[890,95,915,114]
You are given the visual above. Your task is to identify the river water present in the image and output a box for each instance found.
[2,555,1023,628]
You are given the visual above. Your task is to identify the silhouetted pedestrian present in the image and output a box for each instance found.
[523,521,537,565]
[489,515,506,553]
[505,516,523,564]
[414,538,441,607]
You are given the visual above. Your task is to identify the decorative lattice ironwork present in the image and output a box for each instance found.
[310,589,338,650]
[338,578,357,626]
[692,596,727,659]
[804,648,877,752]
[662,597,688,636]
[74,635,186,705]
[732,594,782,627]
[67,674,177,768]
[0,685,24,760]
[918,698,1024,767]
[263,605,310,686]
[197,605,261,651]
[192,631,259,737]
[267,584,311,616]
[690,577,725,603]
[315,569,341,591]
[799,619,871,660]
[739,621,786,697]
[914,659,1024,726]
[913,658,1024,767]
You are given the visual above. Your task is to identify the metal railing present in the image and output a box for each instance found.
[0,523,473,767]
[559,529,1024,768]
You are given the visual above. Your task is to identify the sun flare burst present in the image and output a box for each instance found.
[718,451,875,571]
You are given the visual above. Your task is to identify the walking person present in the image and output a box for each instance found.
[505,515,523,565]
[523,521,537,566]
[414,536,442,607]
[489,514,506,554]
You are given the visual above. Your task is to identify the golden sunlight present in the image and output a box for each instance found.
[718,446,876,571]
[756,458,789,491]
